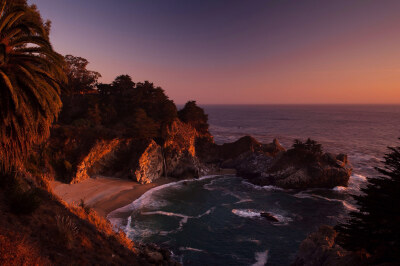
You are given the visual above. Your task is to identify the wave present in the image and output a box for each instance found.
[236,238,261,245]
[179,247,205,253]
[333,173,367,195]
[293,192,358,212]
[231,209,293,225]
[204,177,253,204]
[139,207,215,234]
[241,180,285,192]
[232,209,261,218]
[252,250,269,266]
[107,175,220,228]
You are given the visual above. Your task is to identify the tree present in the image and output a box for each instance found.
[292,138,322,154]
[112,74,135,94]
[178,101,209,134]
[64,55,101,94]
[0,0,66,172]
[336,139,400,264]
[129,108,158,139]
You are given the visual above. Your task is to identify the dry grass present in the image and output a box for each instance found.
[0,232,51,265]
[68,202,136,252]
[55,215,79,249]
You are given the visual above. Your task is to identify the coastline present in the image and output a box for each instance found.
[50,176,175,217]
[50,169,236,218]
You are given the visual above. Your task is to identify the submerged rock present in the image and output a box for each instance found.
[260,212,279,222]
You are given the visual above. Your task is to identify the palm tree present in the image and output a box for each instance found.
[0,1,66,172]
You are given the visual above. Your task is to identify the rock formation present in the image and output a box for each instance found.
[163,119,211,178]
[221,138,352,189]
[293,225,364,266]
[49,117,351,190]
[132,140,164,184]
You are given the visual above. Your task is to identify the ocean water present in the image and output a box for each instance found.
[109,105,400,266]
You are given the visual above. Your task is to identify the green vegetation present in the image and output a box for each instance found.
[336,139,400,264]
[0,0,66,172]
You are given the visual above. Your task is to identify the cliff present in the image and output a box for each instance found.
[46,119,214,184]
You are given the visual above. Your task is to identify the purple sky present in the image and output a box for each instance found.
[29,0,400,104]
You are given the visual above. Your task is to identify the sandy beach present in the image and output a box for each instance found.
[50,169,236,218]
[51,176,175,217]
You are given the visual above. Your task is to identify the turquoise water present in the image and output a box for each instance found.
[109,105,400,265]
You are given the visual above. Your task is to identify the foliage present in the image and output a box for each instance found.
[178,101,209,134]
[292,138,322,154]
[0,0,66,172]
[129,108,159,139]
[336,139,400,264]
[63,54,101,94]
[59,74,178,141]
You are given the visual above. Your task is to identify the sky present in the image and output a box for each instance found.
[29,0,400,104]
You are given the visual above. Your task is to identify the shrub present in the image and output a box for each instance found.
[79,199,92,215]
[292,138,322,154]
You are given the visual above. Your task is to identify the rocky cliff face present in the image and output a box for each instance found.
[49,118,351,190]
[163,119,212,178]
[133,140,164,184]
[74,139,124,183]
[293,226,364,266]
[226,141,352,189]
[49,118,214,184]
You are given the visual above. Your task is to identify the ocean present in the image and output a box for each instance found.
[109,105,400,265]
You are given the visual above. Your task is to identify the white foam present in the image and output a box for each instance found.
[107,175,219,228]
[293,192,358,212]
[242,180,285,192]
[179,247,205,253]
[236,238,262,245]
[231,209,292,225]
[232,209,261,218]
[262,185,284,191]
[252,250,269,266]
[138,207,215,234]
[333,173,367,196]
[332,186,347,192]
[267,211,293,226]
[235,199,254,204]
